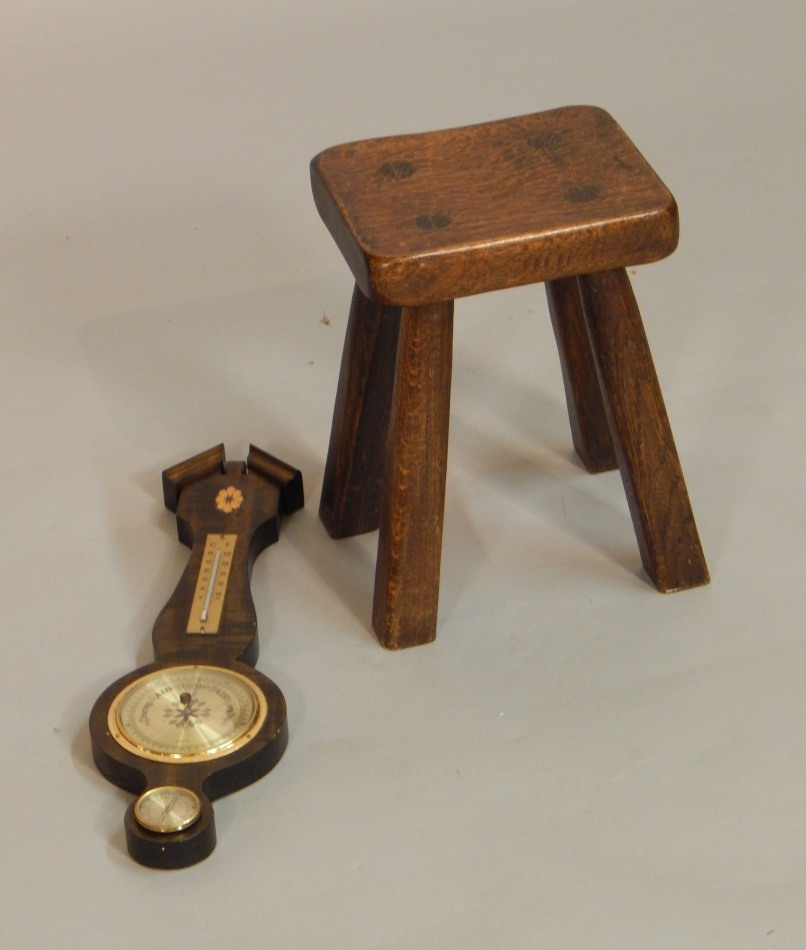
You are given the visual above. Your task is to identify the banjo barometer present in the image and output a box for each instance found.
[89,444,303,868]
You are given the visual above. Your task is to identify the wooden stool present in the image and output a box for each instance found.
[311,105,709,649]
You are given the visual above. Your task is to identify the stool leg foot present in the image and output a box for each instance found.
[373,301,454,648]
[319,284,401,538]
[546,278,618,473]
[577,269,709,592]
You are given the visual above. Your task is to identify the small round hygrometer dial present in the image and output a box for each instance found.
[134,786,202,834]
[109,664,267,763]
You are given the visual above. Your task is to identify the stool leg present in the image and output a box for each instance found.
[319,284,401,538]
[577,269,709,592]
[546,278,618,473]
[373,301,454,648]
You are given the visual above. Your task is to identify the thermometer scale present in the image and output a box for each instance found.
[187,533,237,633]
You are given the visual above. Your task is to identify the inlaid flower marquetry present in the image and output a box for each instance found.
[215,486,244,513]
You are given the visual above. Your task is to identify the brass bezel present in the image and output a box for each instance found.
[134,786,202,834]
[108,664,268,764]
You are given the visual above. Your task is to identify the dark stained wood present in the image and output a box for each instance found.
[313,107,708,646]
[247,444,305,515]
[124,788,216,869]
[319,284,401,538]
[311,105,678,307]
[89,445,303,867]
[546,277,618,473]
[153,447,303,665]
[577,269,709,591]
[90,662,288,869]
[372,301,453,648]
[162,443,225,512]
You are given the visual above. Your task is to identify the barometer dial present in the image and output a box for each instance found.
[109,664,267,763]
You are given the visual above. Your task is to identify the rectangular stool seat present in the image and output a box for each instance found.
[311,105,679,307]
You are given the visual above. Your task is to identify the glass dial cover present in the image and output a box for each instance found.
[109,664,267,763]
[134,786,202,834]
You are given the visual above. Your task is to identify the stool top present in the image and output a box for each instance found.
[311,106,678,307]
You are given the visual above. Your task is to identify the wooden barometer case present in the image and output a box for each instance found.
[89,444,303,869]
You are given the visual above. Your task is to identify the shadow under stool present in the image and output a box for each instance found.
[311,105,709,649]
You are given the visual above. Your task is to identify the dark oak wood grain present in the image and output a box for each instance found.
[577,269,709,591]
[546,277,618,473]
[312,105,678,307]
[319,284,401,538]
[313,106,707,647]
[372,301,453,648]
